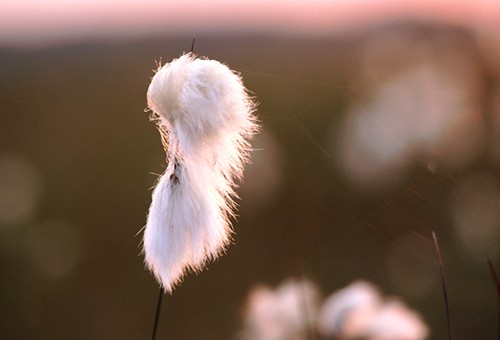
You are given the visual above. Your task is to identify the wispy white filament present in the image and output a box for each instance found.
[143,53,258,292]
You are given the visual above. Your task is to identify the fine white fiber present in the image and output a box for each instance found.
[143,52,258,292]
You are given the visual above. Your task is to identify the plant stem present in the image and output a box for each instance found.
[151,287,164,340]
[432,230,453,340]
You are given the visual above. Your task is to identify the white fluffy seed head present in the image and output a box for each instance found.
[147,53,257,158]
[143,52,258,292]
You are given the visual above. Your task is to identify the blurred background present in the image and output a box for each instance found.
[1,0,500,339]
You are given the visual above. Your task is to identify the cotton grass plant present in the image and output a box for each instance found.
[143,52,259,292]
[238,278,429,340]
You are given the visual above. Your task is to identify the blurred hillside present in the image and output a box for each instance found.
[1,21,499,339]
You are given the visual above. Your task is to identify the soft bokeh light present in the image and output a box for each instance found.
[0,154,42,226]
[335,32,483,187]
[239,129,284,216]
[450,173,500,258]
[386,235,437,298]
[239,278,320,340]
[23,219,83,278]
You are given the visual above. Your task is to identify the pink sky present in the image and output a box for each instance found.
[1,0,499,46]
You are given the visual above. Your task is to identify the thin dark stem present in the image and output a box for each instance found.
[190,35,196,53]
[300,281,317,340]
[486,257,499,339]
[291,256,317,340]
[488,257,500,291]
[151,287,164,340]
[432,231,453,340]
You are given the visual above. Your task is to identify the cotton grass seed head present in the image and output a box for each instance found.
[143,52,259,292]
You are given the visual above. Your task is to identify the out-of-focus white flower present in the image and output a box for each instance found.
[368,300,429,340]
[143,53,258,292]
[240,279,428,340]
[317,280,429,340]
[317,281,381,338]
[240,278,320,340]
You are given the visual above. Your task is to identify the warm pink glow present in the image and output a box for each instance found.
[1,0,499,45]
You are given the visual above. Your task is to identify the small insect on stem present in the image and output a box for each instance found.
[169,158,180,185]
[169,173,179,185]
